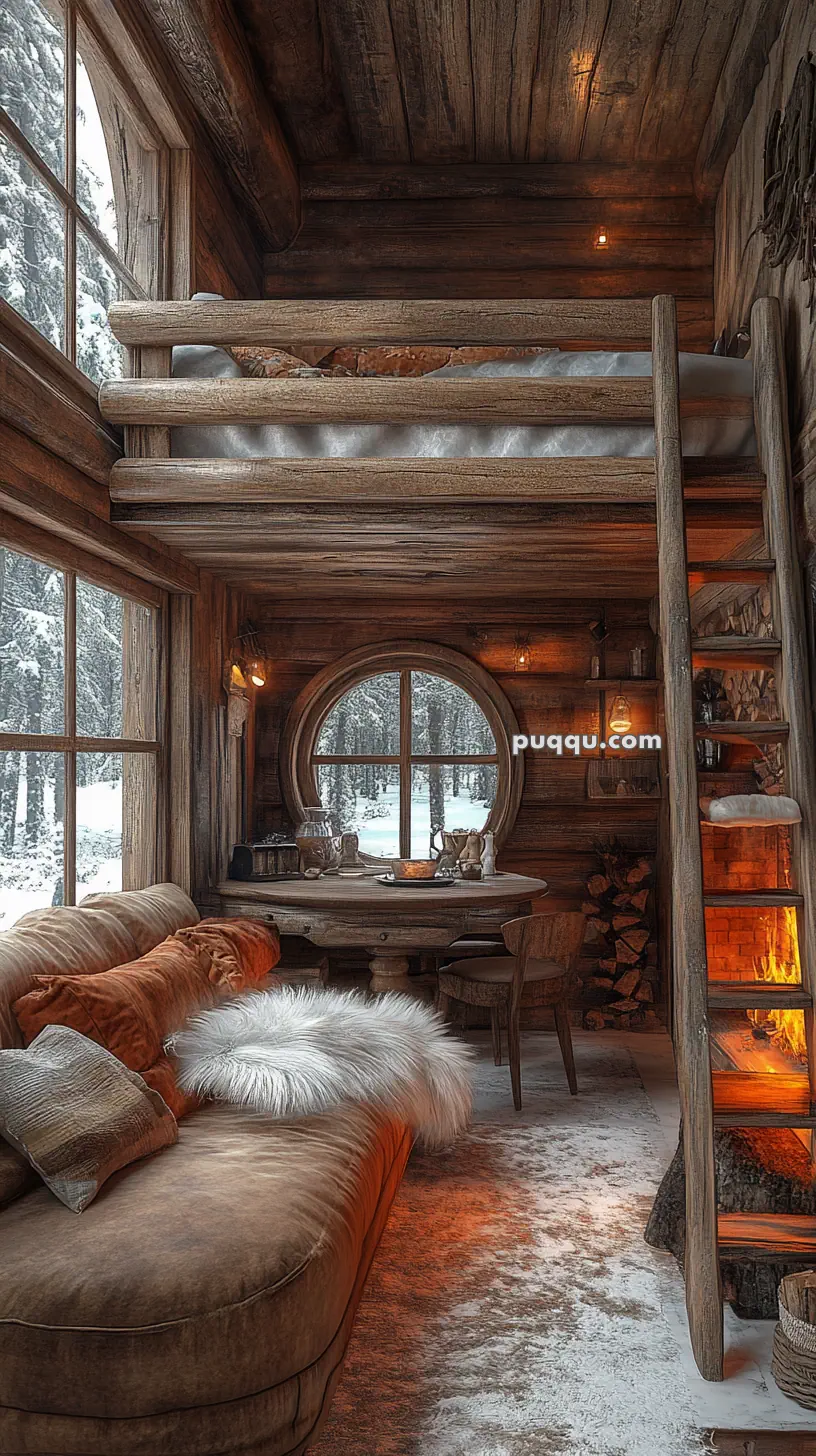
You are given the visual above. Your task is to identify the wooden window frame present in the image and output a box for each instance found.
[0,537,166,902]
[0,0,191,372]
[281,641,524,859]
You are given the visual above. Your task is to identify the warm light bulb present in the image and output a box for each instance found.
[248,659,266,687]
[609,694,632,734]
[594,226,609,249]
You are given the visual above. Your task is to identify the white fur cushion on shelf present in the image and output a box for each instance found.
[705,794,802,827]
[171,987,473,1149]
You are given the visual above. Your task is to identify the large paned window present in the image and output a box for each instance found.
[0,546,161,929]
[0,0,163,381]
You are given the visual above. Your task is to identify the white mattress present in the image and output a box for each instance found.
[171,341,755,461]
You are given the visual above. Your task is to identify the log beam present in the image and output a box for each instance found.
[133,0,299,248]
[106,297,710,349]
[694,0,792,199]
[98,376,753,428]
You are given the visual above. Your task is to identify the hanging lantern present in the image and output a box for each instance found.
[513,631,532,672]
[247,659,266,688]
[609,692,632,734]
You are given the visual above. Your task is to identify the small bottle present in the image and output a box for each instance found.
[590,655,600,679]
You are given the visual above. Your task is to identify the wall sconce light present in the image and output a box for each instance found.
[230,621,268,691]
[594,225,609,249]
[608,688,633,735]
[513,631,532,672]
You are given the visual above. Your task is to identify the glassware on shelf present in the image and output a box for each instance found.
[295,807,337,872]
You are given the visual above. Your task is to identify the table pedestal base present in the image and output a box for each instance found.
[367,948,412,995]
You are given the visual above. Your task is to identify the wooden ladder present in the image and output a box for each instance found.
[654,294,816,1382]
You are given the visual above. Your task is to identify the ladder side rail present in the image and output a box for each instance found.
[652,294,723,1381]
[751,296,816,1108]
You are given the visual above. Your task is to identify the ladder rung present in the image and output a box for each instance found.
[712,1071,815,1126]
[688,559,775,585]
[718,1213,816,1261]
[692,636,781,668]
[707,982,812,1009]
[704,891,803,907]
[694,721,789,744]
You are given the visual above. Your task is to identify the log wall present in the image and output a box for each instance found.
[714,0,816,539]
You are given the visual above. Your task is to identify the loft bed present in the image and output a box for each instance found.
[165,293,755,462]
[96,293,816,1388]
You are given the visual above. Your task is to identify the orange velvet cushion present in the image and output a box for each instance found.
[12,938,219,1074]
[171,918,281,990]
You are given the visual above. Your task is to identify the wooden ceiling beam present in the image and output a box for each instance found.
[694,0,792,199]
[133,0,300,248]
[231,0,353,163]
[301,162,700,201]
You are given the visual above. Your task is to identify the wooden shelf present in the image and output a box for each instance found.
[584,678,659,690]
[718,1213,816,1261]
[712,1071,815,1126]
[707,982,811,1010]
[692,636,781,668]
[688,559,774,586]
[694,721,789,744]
[704,891,803,908]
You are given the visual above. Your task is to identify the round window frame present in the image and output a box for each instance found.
[280,640,524,855]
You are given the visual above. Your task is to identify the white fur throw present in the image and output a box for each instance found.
[171,987,473,1147]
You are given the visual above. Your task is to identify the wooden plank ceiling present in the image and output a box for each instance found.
[236,0,780,173]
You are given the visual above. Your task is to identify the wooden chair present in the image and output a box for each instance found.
[437,911,586,1111]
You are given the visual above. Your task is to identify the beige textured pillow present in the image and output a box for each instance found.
[0,1024,177,1212]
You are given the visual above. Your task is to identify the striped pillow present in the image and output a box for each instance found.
[0,1024,177,1212]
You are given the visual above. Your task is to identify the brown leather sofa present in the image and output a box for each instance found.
[0,885,411,1456]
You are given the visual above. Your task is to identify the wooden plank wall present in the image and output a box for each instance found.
[264,192,713,338]
[714,0,816,538]
[251,599,659,902]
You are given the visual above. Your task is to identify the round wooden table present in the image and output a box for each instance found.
[217,872,549,991]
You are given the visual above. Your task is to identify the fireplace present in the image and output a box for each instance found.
[704,823,806,1081]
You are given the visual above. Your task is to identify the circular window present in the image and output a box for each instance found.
[281,642,523,860]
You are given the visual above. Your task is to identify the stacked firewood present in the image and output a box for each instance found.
[581,843,659,1029]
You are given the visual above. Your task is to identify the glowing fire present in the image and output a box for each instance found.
[748,907,806,1062]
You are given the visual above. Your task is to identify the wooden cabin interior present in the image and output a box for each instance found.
[3,2,816,1453]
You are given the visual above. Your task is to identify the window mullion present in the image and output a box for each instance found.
[64,0,77,362]
[399,670,411,859]
[64,571,76,902]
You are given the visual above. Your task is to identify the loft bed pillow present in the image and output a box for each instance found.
[0,1025,177,1212]
[704,794,802,827]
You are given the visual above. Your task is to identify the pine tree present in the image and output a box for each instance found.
[0,0,124,380]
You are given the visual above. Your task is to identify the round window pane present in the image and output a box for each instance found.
[411,671,496,755]
[315,672,400,756]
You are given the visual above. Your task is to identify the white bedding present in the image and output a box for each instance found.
[171,336,755,462]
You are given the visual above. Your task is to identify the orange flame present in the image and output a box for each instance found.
[748,907,806,1061]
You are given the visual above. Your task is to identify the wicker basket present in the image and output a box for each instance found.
[772,1272,816,1408]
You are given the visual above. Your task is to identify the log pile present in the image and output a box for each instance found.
[581,841,659,1030]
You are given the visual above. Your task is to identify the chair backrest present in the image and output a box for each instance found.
[500,911,586,1006]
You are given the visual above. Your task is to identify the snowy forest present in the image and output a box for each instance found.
[0,547,126,928]
[0,0,125,382]
[315,672,498,858]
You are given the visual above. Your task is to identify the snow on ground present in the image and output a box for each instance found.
[0,777,122,931]
[351,783,491,858]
